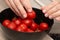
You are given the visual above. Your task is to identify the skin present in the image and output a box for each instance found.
[5,0,60,21]
[5,0,32,19]
[42,0,60,21]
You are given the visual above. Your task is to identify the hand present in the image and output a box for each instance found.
[42,1,60,21]
[5,0,32,19]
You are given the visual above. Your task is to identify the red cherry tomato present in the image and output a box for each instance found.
[27,29,34,32]
[12,19,21,26]
[39,22,48,30]
[22,19,32,26]
[16,23,28,32]
[7,22,17,30]
[30,23,38,31]
[27,11,36,19]
[2,20,11,27]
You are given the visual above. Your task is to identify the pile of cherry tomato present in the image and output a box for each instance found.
[2,11,49,33]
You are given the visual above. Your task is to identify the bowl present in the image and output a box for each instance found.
[0,8,54,40]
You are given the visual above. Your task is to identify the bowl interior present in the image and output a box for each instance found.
[0,8,54,33]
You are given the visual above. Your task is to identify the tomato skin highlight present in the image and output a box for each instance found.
[2,20,11,27]
[12,19,21,26]
[39,22,48,30]
[7,22,17,30]
[30,22,38,31]
[22,19,32,26]
[27,11,36,19]
[16,23,28,32]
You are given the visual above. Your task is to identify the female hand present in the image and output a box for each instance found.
[5,0,32,19]
[42,0,60,21]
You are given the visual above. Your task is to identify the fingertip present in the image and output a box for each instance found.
[55,17,60,21]
[42,9,46,13]
[28,9,32,12]
[18,12,27,19]
[41,7,47,13]
[23,13,27,18]
[27,8,33,12]
[45,14,48,17]
[49,16,53,19]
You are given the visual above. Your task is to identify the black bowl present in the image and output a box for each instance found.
[0,8,54,40]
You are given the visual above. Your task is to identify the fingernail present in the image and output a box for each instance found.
[28,9,32,12]
[43,10,46,13]
[49,16,52,19]
[23,13,27,18]
[45,14,48,17]
[20,13,27,19]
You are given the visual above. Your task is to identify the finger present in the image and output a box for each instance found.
[20,0,32,12]
[42,1,59,13]
[8,0,21,16]
[5,0,18,16]
[49,10,60,19]
[55,17,60,21]
[14,0,27,18]
[46,4,60,16]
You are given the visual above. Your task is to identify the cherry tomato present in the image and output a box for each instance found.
[39,22,48,30]
[2,20,11,27]
[16,27,24,32]
[27,29,34,32]
[12,18,21,26]
[27,11,36,19]
[22,19,32,26]
[16,23,28,32]
[7,22,17,30]
[30,22,38,31]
